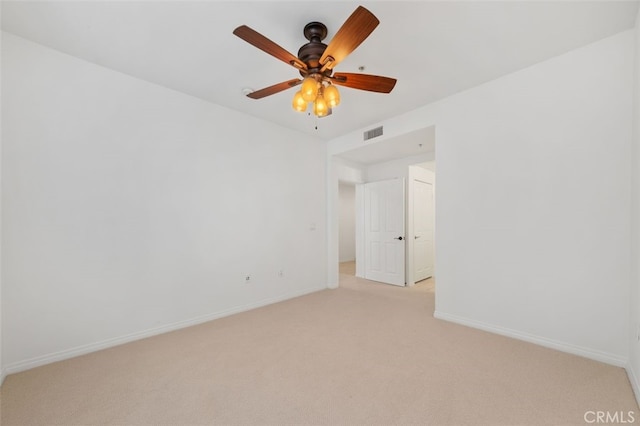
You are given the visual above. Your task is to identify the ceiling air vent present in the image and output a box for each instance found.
[364,126,383,141]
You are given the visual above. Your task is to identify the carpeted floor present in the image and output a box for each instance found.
[0,262,637,425]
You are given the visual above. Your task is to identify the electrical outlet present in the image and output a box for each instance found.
[245,275,251,283]
[278,269,284,278]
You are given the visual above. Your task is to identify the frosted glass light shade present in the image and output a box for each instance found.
[292,91,307,112]
[301,77,319,102]
[324,84,340,108]
[314,94,329,117]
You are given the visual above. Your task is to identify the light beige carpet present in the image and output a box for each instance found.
[0,262,637,425]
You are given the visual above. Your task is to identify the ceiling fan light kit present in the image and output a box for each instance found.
[233,5,396,119]
[294,75,338,117]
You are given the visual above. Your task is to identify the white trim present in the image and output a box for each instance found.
[627,363,640,408]
[3,285,326,376]
[434,310,627,367]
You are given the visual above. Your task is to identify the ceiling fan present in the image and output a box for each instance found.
[233,5,397,118]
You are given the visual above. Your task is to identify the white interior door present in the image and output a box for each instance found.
[364,179,405,286]
[414,179,434,282]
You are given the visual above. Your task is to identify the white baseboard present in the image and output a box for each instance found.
[4,285,326,377]
[434,310,627,367]
[627,362,640,408]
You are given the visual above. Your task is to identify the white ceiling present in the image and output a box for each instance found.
[2,1,638,142]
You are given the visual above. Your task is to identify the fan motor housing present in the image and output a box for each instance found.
[298,22,328,71]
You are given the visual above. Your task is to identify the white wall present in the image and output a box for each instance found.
[338,183,356,262]
[629,7,640,405]
[329,30,634,366]
[366,152,435,183]
[417,161,436,172]
[1,33,327,373]
[0,26,4,386]
[333,157,365,184]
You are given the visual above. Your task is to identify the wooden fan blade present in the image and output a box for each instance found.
[233,25,307,71]
[319,6,379,71]
[331,73,397,93]
[247,79,302,99]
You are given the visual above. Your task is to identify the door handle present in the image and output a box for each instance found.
[414,236,421,239]
[394,236,403,241]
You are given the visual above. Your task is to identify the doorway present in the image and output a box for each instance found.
[338,182,357,277]
[330,125,436,292]
[407,164,435,286]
